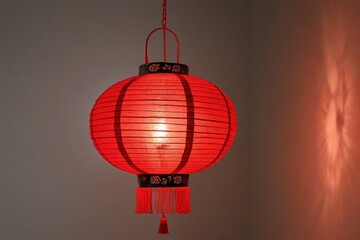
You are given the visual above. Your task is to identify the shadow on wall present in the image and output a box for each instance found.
[317,2,359,239]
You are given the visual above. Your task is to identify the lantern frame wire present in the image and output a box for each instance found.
[145,0,180,64]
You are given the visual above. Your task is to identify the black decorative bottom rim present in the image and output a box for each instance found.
[139,62,189,75]
[137,174,189,188]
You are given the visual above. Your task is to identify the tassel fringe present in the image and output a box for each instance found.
[136,187,191,214]
[176,187,191,213]
[136,187,153,213]
[155,187,176,214]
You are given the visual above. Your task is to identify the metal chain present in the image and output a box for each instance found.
[161,0,167,28]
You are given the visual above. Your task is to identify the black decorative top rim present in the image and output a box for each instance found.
[139,62,189,75]
[137,174,189,188]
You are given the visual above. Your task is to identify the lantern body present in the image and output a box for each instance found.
[90,0,238,233]
[90,72,237,175]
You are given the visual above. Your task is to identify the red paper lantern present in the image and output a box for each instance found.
[89,0,237,234]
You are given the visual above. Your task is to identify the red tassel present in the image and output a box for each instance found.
[136,187,191,214]
[154,188,175,214]
[176,187,191,213]
[158,214,169,234]
[136,187,153,213]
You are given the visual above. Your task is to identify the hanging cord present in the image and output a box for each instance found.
[145,0,180,64]
[161,0,167,28]
[162,0,167,62]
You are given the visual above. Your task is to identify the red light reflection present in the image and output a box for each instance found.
[318,5,355,237]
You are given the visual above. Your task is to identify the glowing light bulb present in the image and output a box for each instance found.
[152,119,168,145]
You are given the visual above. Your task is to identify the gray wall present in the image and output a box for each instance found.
[0,0,360,240]
[0,1,249,239]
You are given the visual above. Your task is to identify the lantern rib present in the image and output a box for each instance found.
[92,116,231,126]
[95,128,231,135]
[206,86,234,167]
[94,103,227,111]
[113,76,148,174]
[171,75,195,173]
[92,108,233,119]
[96,98,227,106]
[92,137,235,143]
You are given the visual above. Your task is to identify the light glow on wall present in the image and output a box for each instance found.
[319,5,357,237]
